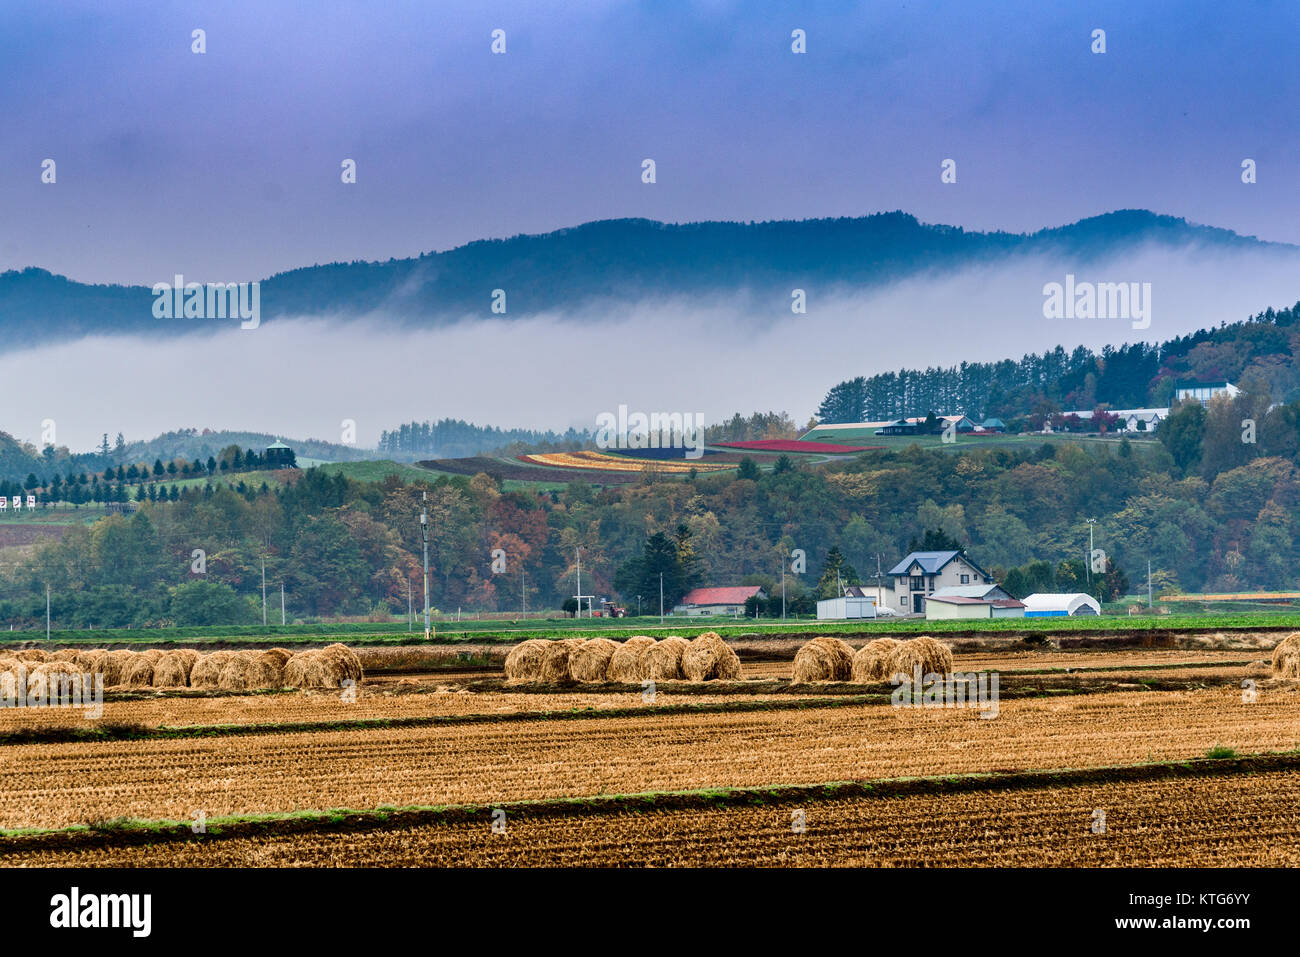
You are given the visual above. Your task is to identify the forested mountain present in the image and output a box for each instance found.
[0,210,1283,348]
[817,301,1300,423]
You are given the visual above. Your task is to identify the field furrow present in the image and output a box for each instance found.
[0,687,1295,830]
[8,768,1298,867]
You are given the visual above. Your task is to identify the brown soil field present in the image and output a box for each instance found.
[0,686,1296,831]
[8,768,1297,867]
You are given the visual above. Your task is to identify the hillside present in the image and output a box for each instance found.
[1,210,1285,348]
[818,301,1300,423]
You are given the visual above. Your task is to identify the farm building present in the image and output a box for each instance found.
[888,550,996,615]
[816,595,877,620]
[1175,381,1240,405]
[1022,593,1102,617]
[265,440,297,468]
[980,418,1006,432]
[925,595,1025,620]
[1056,408,1168,433]
[931,583,1013,602]
[673,585,765,616]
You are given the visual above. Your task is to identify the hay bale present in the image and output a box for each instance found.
[152,651,198,688]
[14,648,50,663]
[850,638,902,682]
[48,648,80,662]
[219,650,288,690]
[504,639,550,683]
[681,631,742,681]
[26,661,84,699]
[569,637,619,682]
[73,649,108,672]
[282,651,315,688]
[121,653,156,687]
[1271,632,1300,678]
[139,649,165,663]
[643,636,690,680]
[189,651,235,689]
[606,636,657,682]
[261,647,294,669]
[791,637,855,683]
[303,652,351,689]
[539,638,583,684]
[319,643,363,682]
[884,636,954,682]
[100,649,136,687]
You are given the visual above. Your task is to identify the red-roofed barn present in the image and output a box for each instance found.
[673,585,767,616]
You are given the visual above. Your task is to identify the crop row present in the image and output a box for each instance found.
[5,767,1297,867]
[0,686,1294,831]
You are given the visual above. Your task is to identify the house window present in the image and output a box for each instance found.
[909,576,924,591]
[960,574,969,584]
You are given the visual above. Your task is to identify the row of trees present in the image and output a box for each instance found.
[817,302,1300,424]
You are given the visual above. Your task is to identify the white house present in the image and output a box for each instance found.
[888,550,995,615]
[1058,408,1168,433]
[1175,381,1240,405]
[1022,593,1102,617]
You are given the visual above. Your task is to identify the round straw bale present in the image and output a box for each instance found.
[791,637,854,683]
[606,636,657,682]
[261,647,294,669]
[121,653,156,687]
[303,651,349,689]
[282,651,316,688]
[539,638,583,684]
[139,648,166,663]
[504,639,550,682]
[14,648,50,663]
[884,636,954,682]
[152,651,197,687]
[219,650,287,690]
[74,649,108,672]
[0,656,22,674]
[26,661,84,700]
[100,649,136,687]
[682,631,742,681]
[569,637,619,683]
[319,643,363,681]
[850,638,901,682]
[1271,632,1300,678]
[48,648,80,662]
[643,636,690,680]
[189,650,235,689]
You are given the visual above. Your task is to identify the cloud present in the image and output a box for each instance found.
[1,240,1297,451]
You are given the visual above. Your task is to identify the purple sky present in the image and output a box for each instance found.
[2,0,1298,285]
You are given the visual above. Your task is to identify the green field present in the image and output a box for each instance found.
[2,609,1296,648]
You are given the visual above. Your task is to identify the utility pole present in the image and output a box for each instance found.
[45,584,50,640]
[1086,518,1097,589]
[407,577,412,632]
[280,581,285,626]
[421,492,430,640]
[1147,559,1153,610]
[261,555,267,626]
[521,568,526,619]
[659,572,664,624]
[576,548,582,619]
[781,567,786,620]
